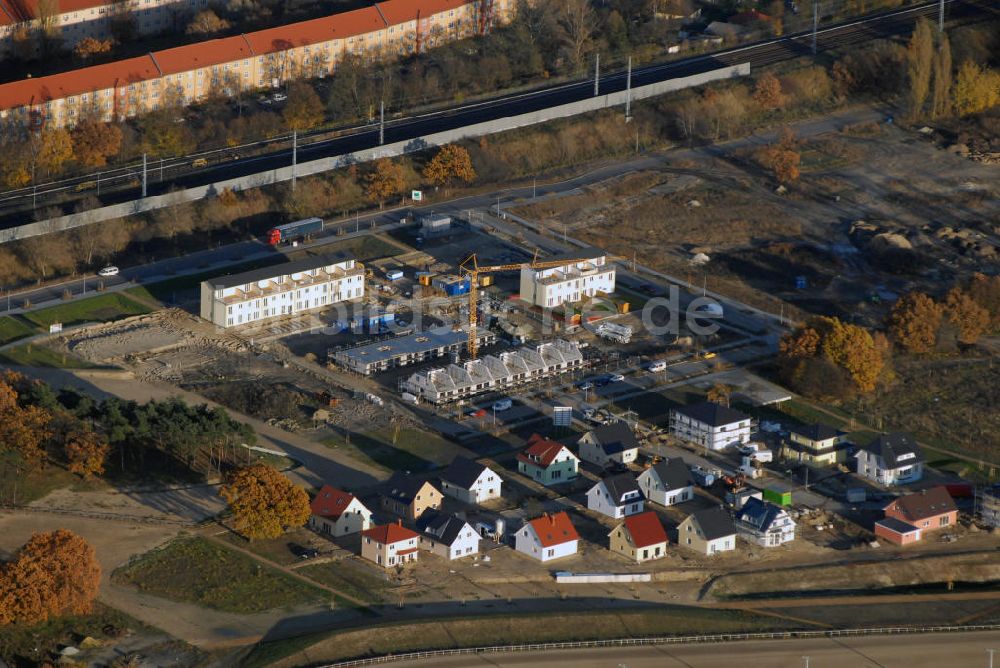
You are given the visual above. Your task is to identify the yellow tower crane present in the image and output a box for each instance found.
[459,252,612,360]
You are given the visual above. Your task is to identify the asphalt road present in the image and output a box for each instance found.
[0,0,992,223]
[391,630,1000,667]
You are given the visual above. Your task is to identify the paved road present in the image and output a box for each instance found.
[0,0,990,223]
[392,630,1000,667]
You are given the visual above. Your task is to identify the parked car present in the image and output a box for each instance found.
[577,381,594,391]
[272,91,288,102]
[98,266,119,277]
[648,360,667,373]
[492,398,513,411]
[608,373,626,383]
[288,543,319,559]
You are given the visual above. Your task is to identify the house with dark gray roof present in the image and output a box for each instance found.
[586,472,644,519]
[734,497,796,547]
[670,401,753,451]
[577,422,640,468]
[637,457,695,507]
[416,510,481,560]
[677,507,736,555]
[439,457,502,505]
[783,423,849,467]
[855,432,923,486]
[380,475,443,522]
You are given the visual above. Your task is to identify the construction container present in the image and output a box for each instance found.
[619,301,630,314]
[762,487,792,506]
[416,271,435,286]
[479,275,494,287]
[386,269,404,281]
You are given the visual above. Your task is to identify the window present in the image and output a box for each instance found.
[546,548,554,557]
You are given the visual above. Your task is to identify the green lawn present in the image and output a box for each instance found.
[322,427,463,472]
[113,536,327,613]
[0,315,36,345]
[0,343,97,368]
[23,293,151,329]
[298,560,391,605]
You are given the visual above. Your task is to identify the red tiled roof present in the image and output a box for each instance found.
[622,511,668,548]
[363,521,419,545]
[376,0,470,25]
[310,485,356,519]
[517,434,569,468]
[527,512,579,548]
[0,55,159,110]
[152,35,254,76]
[396,547,419,555]
[884,487,957,523]
[244,6,386,55]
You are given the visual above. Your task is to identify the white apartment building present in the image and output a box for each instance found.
[519,248,615,308]
[670,401,753,452]
[200,254,364,328]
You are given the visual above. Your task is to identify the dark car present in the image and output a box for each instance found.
[288,543,320,559]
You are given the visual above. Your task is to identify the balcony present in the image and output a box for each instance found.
[218,263,364,304]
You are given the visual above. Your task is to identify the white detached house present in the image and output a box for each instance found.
[514,512,580,562]
[577,422,640,469]
[309,485,373,537]
[586,473,644,519]
[855,432,924,486]
[417,510,482,560]
[637,457,695,507]
[439,456,503,505]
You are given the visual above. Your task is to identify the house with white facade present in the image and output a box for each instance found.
[855,432,924,486]
[577,422,639,469]
[637,457,695,507]
[514,512,580,562]
[200,254,364,328]
[519,247,615,308]
[677,507,736,556]
[402,339,584,404]
[734,497,796,547]
[439,457,502,505]
[670,401,753,451]
[517,434,579,486]
[360,521,420,568]
[308,485,372,537]
[586,473,644,519]
[416,510,481,560]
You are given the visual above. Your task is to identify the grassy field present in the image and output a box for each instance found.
[322,427,463,472]
[23,293,151,329]
[0,342,97,368]
[113,536,327,613]
[298,559,391,605]
[0,315,36,345]
[0,462,97,505]
[248,607,797,668]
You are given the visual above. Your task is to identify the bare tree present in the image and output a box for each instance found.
[554,0,596,72]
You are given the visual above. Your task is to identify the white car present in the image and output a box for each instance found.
[98,266,119,277]
[272,92,288,102]
[608,373,626,383]
[492,398,513,412]
[648,360,667,373]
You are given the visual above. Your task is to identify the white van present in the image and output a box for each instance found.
[492,398,513,412]
[648,360,667,373]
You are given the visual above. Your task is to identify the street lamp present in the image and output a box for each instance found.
[988,648,996,668]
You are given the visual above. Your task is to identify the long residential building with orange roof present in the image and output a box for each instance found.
[0,0,514,128]
[0,0,212,55]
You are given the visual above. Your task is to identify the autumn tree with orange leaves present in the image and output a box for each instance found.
[755,128,800,184]
[64,426,110,479]
[886,291,943,353]
[366,158,406,208]
[0,373,53,469]
[220,464,310,540]
[0,529,101,625]
[779,316,888,399]
[423,144,476,189]
[945,287,990,345]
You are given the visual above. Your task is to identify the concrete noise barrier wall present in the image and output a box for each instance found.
[0,62,749,244]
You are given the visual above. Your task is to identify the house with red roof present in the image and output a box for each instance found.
[309,485,372,537]
[517,434,579,486]
[361,520,420,567]
[514,511,580,562]
[609,511,668,563]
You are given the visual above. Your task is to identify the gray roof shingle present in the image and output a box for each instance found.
[599,472,641,504]
[861,432,923,468]
[440,456,488,490]
[649,457,694,490]
[690,507,735,541]
[673,401,749,428]
[586,422,640,455]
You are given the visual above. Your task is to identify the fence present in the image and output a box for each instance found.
[313,624,1000,667]
[0,63,750,245]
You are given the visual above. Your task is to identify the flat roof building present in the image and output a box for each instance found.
[331,328,496,375]
[200,254,364,328]
[519,247,615,309]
